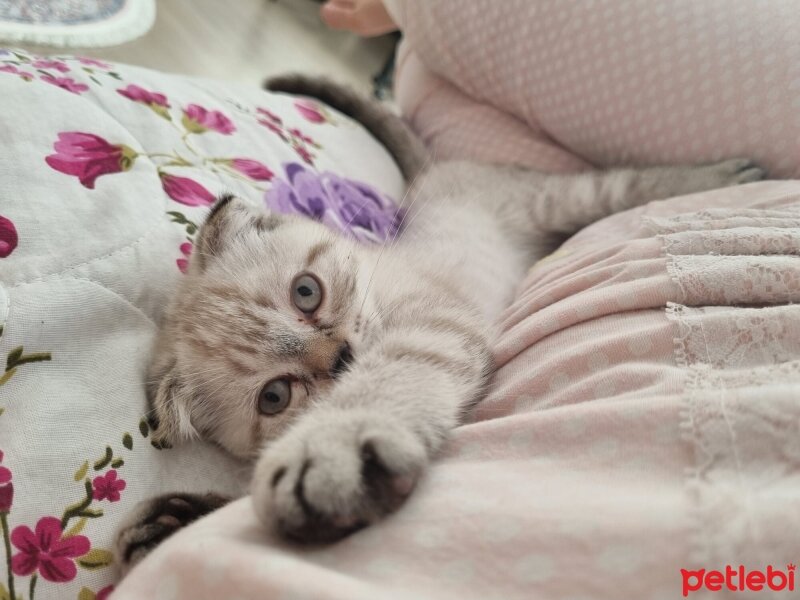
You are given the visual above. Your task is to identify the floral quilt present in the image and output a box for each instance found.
[0,49,404,600]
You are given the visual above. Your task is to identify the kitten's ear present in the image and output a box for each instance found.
[146,341,197,447]
[193,195,280,271]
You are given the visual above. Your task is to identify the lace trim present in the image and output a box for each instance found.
[658,204,800,566]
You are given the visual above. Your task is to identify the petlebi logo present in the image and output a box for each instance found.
[681,564,796,596]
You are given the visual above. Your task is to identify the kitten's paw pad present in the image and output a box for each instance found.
[711,158,767,185]
[114,492,228,576]
[252,414,427,544]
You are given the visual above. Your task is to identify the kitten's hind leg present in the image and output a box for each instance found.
[534,158,766,235]
[114,492,230,576]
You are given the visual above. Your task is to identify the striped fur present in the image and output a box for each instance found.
[122,76,765,563]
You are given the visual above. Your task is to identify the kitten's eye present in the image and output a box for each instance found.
[258,378,291,415]
[291,273,323,314]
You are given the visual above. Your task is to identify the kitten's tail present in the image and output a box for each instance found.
[265,74,429,181]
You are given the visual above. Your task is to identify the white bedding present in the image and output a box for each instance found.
[0,48,403,600]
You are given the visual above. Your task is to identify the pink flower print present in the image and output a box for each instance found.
[0,451,12,512]
[0,64,32,81]
[294,98,329,124]
[96,586,115,600]
[40,74,89,94]
[11,516,90,582]
[92,469,126,502]
[33,59,70,72]
[46,132,138,189]
[177,241,193,273]
[230,158,274,181]
[0,473,11,513]
[117,84,170,108]
[161,174,216,207]
[182,104,236,135]
[78,57,111,69]
[118,84,171,118]
[0,216,18,258]
[288,128,317,146]
[259,119,287,141]
[294,144,314,166]
[256,107,282,124]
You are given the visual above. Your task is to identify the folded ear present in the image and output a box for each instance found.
[145,339,197,447]
[193,195,281,271]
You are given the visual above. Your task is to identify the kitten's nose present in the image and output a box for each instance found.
[330,342,353,378]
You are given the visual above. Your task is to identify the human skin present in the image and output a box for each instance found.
[320,0,397,37]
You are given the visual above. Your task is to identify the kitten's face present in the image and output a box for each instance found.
[148,197,367,459]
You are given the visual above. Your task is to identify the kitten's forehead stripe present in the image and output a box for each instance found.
[230,343,261,357]
[225,354,257,376]
[238,305,271,329]
[256,214,282,232]
[254,295,276,310]
[203,287,272,329]
[185,327,258,376]
[305,241,333,268]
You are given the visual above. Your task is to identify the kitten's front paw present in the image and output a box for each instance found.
[252,412,427,543]
[702,158,767,187]
[114,492,229,576]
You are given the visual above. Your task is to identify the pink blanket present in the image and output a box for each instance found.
[114,181,800,599]
[386,0,800,178]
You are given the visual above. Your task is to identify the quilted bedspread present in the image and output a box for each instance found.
[0,48,404,600]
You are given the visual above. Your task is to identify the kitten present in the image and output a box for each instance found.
[115,74,764,572]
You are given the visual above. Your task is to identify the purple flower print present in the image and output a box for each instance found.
[182,104,236,135]
[11,516,90,582]
[294,98,329,124]
[265,162,401,243]
[92,469,126,502]
[40,74,88,94]
[230,158,274,181]
[0,450,12,512]
[0,216,18,258]
[46,132,137,189]
[77,56,111,69]
[32,59,70,72]
[161,174,216,207]
[177,241,193,273]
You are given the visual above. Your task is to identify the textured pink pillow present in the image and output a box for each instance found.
[386,0,800,177]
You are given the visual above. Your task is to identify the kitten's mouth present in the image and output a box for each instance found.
[330,342,353,379]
